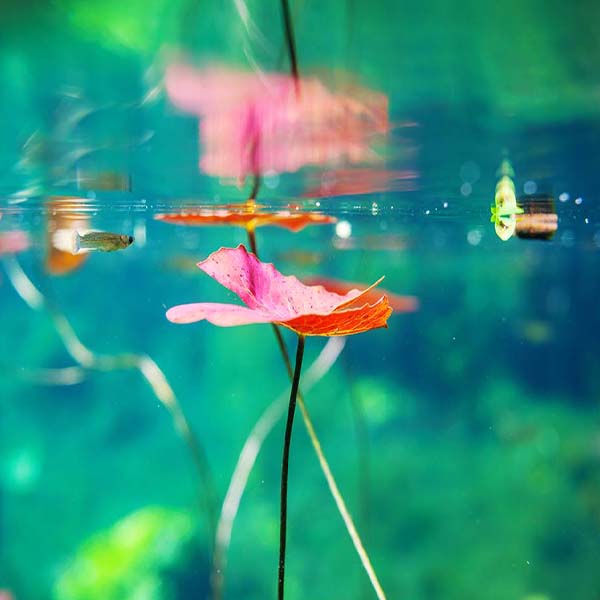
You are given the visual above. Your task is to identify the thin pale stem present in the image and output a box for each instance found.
[2,257,217,542]
[270,328,385,598]
[278,334,305,600]
[210,337,346,600]
[295,395,386,600]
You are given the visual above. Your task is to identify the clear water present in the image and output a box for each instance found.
[2,2,600,599]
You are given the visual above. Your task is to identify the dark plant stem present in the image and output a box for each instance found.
[280,0,299,92]
[245,228,294,376]
[249,173,261,201]
[272,323,294,379]
[247,227,258,257]
[278,334,305,600]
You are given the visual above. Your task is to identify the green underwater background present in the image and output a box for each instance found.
[1,1,600,599]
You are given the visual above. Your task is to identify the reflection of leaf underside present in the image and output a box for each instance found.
[155,211,336,232]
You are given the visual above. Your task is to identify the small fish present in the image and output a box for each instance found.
[490,158,524,241]
[52,229,134,254]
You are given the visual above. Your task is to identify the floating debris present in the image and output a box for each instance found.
[75,169,132,192]
[155,205,336,232]
[515,195,558,240]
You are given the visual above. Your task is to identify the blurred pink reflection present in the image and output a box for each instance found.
[304,167,419,198]
[0,231,29,255]
[165,63,389,180]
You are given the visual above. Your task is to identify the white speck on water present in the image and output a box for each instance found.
[371,202,379,215]
[575,197,583,205]
[467,229,483,246]
[559,192,569,202]
[443,201,449,208]
[584,217,589,224]
[315,201,320,207]
[425,209,431,215]
[335,220,352,239]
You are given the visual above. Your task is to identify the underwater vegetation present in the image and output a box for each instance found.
[54,507,206,600]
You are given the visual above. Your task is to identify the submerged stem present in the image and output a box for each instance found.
[278,334,305,600]
[211,337,346,600]
[237,237,385,599]
[247,227,258,257]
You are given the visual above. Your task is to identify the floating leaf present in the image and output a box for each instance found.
[166,245,392,336]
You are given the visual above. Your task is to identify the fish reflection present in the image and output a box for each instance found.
[46,198,90,275]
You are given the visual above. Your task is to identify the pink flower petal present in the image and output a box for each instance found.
[198,245,362,319]
[166,245,393,336]
[166,302,274,326]
[0,231,29,255]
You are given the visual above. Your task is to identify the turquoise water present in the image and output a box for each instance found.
[2,2,600,599]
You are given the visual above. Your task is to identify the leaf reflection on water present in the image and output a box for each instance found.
[165,62,389,181]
